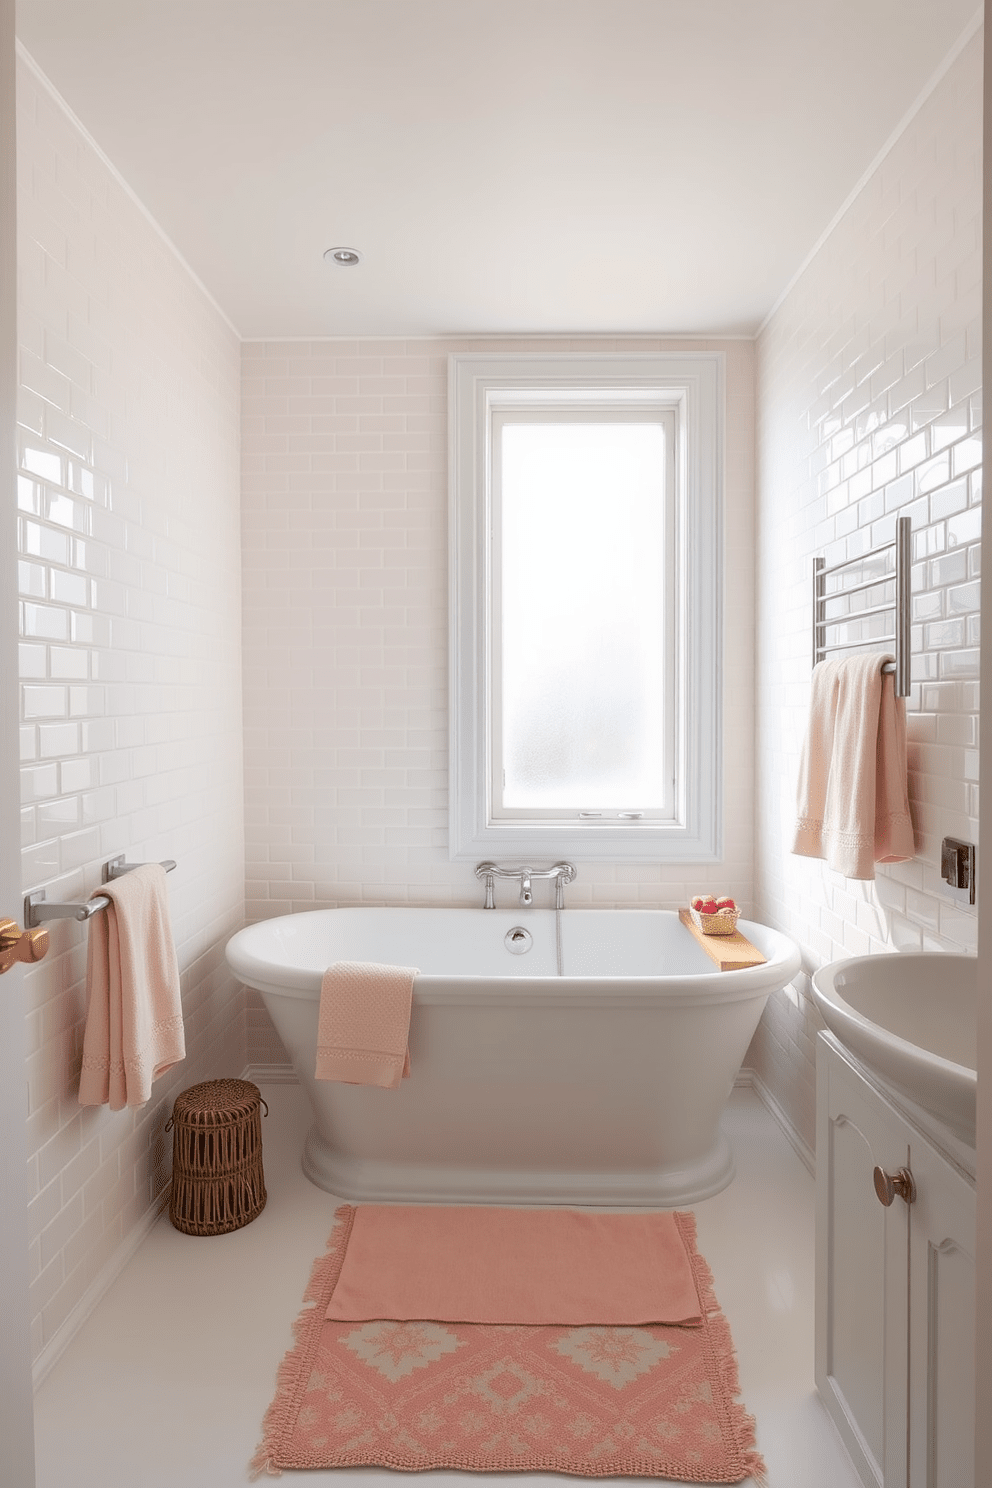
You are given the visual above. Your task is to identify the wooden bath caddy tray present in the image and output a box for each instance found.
[678,909,767,972]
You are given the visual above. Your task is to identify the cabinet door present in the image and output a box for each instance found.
[817,1038,910,1488]
[907,1134,976,1488]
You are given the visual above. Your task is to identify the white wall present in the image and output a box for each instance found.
[16,54,244,1371]
[753,30,983,1151]
[2,5,39,1480]
[974,12,992,1476]
[241,336,755,1068]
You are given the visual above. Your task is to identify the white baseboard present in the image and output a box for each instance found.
[242,1062,298,1085]
[735,1066,816,1176]
[32,1188,170,1391]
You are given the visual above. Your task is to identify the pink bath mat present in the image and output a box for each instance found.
[251,1206,766,1482]
[325,1204,704,1326]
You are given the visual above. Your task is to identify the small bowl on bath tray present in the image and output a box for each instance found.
[689,905,741,937]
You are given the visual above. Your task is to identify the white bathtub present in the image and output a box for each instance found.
[226,907,801,1207]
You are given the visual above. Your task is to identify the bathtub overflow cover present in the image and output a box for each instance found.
[504,926,533,954]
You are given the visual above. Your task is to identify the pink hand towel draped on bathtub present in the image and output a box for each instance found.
[78,863,185,1110]
[792,653,915,880]
[316,961,417,1088]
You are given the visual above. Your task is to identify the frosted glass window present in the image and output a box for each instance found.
[448,352,723,863]
[495,419,673,816]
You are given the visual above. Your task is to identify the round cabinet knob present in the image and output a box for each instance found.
[873,1164,916,1207]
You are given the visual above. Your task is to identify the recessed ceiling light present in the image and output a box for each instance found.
[324,246,363,266]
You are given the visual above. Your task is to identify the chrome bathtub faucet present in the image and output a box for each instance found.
[474,861,576,909]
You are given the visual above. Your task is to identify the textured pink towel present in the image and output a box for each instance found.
[315,961,416,1088]
[78,864,185,1110]
[324,1205,703,1326]
[793,653,915,880]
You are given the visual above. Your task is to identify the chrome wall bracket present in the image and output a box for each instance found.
[25,858,177,926]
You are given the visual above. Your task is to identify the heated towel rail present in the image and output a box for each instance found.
[813,515,911,697]
[25,856,177,926]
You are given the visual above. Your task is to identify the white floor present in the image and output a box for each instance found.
[33,1084,862,1488]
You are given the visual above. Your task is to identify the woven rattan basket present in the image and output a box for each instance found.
[166,1079,268,1236]
[688,905,741,937]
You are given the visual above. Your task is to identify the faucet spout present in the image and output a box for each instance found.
[519,872,533,906]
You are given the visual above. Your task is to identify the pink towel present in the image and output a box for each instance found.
[324,1205,704,1326]
[793,653,915,880]
[315,961,417,1088]
[78,864,185,1110]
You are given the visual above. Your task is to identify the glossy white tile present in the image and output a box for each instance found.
[753,28,982,1142]
[16,53,245,1366]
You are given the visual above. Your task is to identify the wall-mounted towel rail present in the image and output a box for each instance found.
[24,856,177,927]
[813,515,911,697]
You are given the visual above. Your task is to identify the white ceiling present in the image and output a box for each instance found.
[15,0,982,339]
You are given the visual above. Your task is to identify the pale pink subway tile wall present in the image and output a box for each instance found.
[241,337,756,1070]
[16,57,244,1368]
[753,32,982,1152]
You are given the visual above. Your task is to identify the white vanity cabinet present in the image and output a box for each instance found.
[816,1032,975,1488]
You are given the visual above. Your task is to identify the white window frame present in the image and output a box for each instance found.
[448,352,723,863]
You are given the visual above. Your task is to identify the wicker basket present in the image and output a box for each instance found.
[688,905,741,937]
[166,1079,268,1236]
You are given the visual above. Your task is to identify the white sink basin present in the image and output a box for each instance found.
[811,952,977,1145]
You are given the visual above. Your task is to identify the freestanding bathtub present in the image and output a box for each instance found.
[226,907,801,1207]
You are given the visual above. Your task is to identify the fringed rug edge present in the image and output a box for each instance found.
[249,1204,356,1480]
[676,1208,768,1488]
[251,1204,767,1486]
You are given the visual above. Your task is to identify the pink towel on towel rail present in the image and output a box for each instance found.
[315,961,417,1088]
[78,864,185,1110]
[792,653,915,880]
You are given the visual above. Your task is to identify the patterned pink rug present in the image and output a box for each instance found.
[251,1208,766,1483]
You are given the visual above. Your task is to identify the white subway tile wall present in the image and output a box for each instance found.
[753,32,982,1150]
[16,57,244,1366]
[241,338,756,1069]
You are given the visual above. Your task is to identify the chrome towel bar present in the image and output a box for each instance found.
[813,515,911,697]
[24,856,177,927]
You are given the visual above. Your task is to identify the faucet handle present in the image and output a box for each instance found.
[474,862,497,909]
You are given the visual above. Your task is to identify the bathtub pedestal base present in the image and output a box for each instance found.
[301,1123,736,1208]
